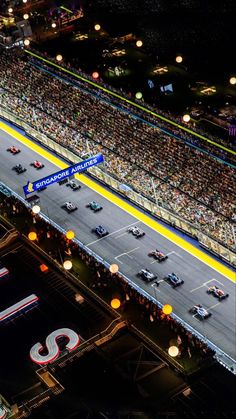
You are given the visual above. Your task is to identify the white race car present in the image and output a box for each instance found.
[189,304,212,320]
[61,201,78,213]
[127,226,145,238]
[137,268,157,282]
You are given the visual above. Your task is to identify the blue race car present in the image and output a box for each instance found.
[165,272,184,287]
[92,225,109,237]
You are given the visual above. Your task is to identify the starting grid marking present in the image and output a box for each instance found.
[85,221,140,247]
[191,301,222,320]
[115,247,140,264]
[0,121,235,283]
[150,250,183,264]
[190,278,224,293]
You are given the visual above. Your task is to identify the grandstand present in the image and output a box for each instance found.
[0,47,235,257]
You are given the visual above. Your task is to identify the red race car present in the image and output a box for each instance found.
[30,160,45,169]
[207,285,229,301]
[7,146,21,154]
[148,249,168,262]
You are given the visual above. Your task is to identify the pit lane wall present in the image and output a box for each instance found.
[0,181,235,375]
[0,105,235,269]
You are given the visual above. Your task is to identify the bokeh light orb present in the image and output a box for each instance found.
[51,22,56,28]
[111,298,121,309]
[176,55,183,63]
[24,39,30,46]
[183,114,191,123]
[229,76,236,85]
[136,40,143,47]
[28,231,37,241]
[32,205,40,214]
[135,92,143,99]
[168,346,179,357]
[94,24,101,31]
[162,304,173,315]
[66,230,75,240]
[109,264,119,274]
[23,0,28,3]
[23,13,29,20]
[56,54,63,62]
[8,8,13,13]
[63,260,72,270]
[92,71,99,79]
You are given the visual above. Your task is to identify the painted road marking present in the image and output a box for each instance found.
[115,247,139,260]
[115,232,129,239]
[151,282,161,292]
[115,247,140,264]
[207,302,221,310]
[150,259,159,264]
[0,121,235,282]
[150,250,183,264]
[190,280,213,293]
[190,278,224,293]
[166,251,175,257]
[86,221,139,247]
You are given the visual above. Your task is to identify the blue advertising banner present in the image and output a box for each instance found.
[23,154,104,196]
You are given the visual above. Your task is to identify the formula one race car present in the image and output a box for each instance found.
[127,226,145,238]
[189,304,212,320]
[86,201,103,212]
[7,146,21,154]
[207,285,229,301]
[66,180,81,191]
[137,268,158,282]
[61,201,78,213]
[165,272,184,287]
[148,249,168,262]
[30,160,44,169]
[92,225,109,237]
[12,164,27,174]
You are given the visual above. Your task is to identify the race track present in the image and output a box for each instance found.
[0,125,235,362]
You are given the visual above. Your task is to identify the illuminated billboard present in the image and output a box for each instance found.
[30,328,80,365]
[23,153,104,196]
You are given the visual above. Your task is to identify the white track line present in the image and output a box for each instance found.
[115,247,140,263]
[190,279,220,293]
[207,302,221,310]
[86,221,140,247]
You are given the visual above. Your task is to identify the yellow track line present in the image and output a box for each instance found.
[0,121,235,282]
[24,49,236,157]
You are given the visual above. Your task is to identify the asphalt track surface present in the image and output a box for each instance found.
[0,125,235,361]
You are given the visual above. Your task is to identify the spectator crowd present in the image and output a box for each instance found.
[1,191,215,365]
[0,48,235,250]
